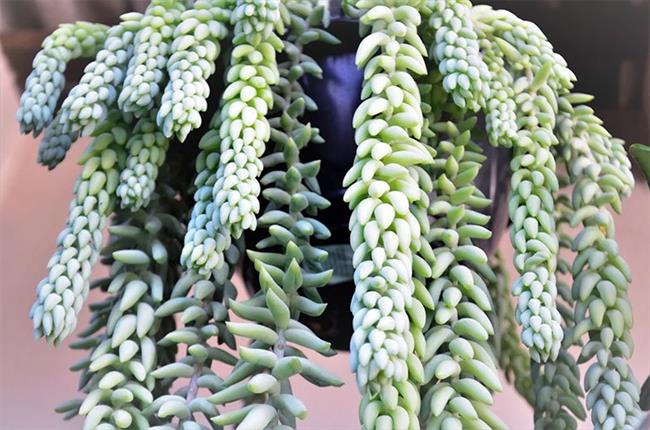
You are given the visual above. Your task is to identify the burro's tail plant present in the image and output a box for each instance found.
[18,0,645,428]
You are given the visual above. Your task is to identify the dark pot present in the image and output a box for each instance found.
[242,16,511,350]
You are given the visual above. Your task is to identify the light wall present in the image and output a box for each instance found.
[1,49,648,429]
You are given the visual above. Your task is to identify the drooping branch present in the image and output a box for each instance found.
[346,1,434,428]
[210,3,342,427]
[17,21,108,135]
[30,112,131,344]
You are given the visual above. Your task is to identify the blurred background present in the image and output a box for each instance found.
[0,0,648,429]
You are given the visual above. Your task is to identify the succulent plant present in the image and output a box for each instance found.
[18,0,644,428]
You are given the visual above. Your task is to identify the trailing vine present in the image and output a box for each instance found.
[147,248,240,428]
[17,0,645,428]
[418,78,505,428]
[345,1,433,428]
[488,252,534,407]
[529,186,586,429]
[116,115,171,212]
[118,0,187,117]
[209,5,343,427]
[556,93,642,430]
[428,0,490,112]
[17,21,108,135]
[30,112,130,345]
[157,0,232,141]
[55,181,184,429]
[59,13,143,138]
[210,0,285,239]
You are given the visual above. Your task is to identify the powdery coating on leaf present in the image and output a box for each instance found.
[118,0,186,117]
[116,115,169,212]
[210,0,284,240]
[30,114,129,344]
[17,21,108,135]
[37,114,80,169]
[428,0,491,112]
[346,1,433,429]
[58,14,143,136]
[157,0,231,141]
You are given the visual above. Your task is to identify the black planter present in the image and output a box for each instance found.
[242,16,511,350]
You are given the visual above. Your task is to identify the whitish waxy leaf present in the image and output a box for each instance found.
[113,250,150,266]
[17,22,109,135]
[30,114,131,345]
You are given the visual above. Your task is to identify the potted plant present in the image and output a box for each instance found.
[240,8,511,350]
[16,0,643,429]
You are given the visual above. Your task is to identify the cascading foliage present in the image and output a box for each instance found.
[56,179,184,429]
[556,93,641,429]
[17,21,109,135]
[17,0,644,429]
[345,1,432,428]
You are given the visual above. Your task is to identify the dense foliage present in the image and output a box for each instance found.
[19,0,643,429]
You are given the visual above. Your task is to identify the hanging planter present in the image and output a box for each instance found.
[241,12,511,349]
[16,0,643,429]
